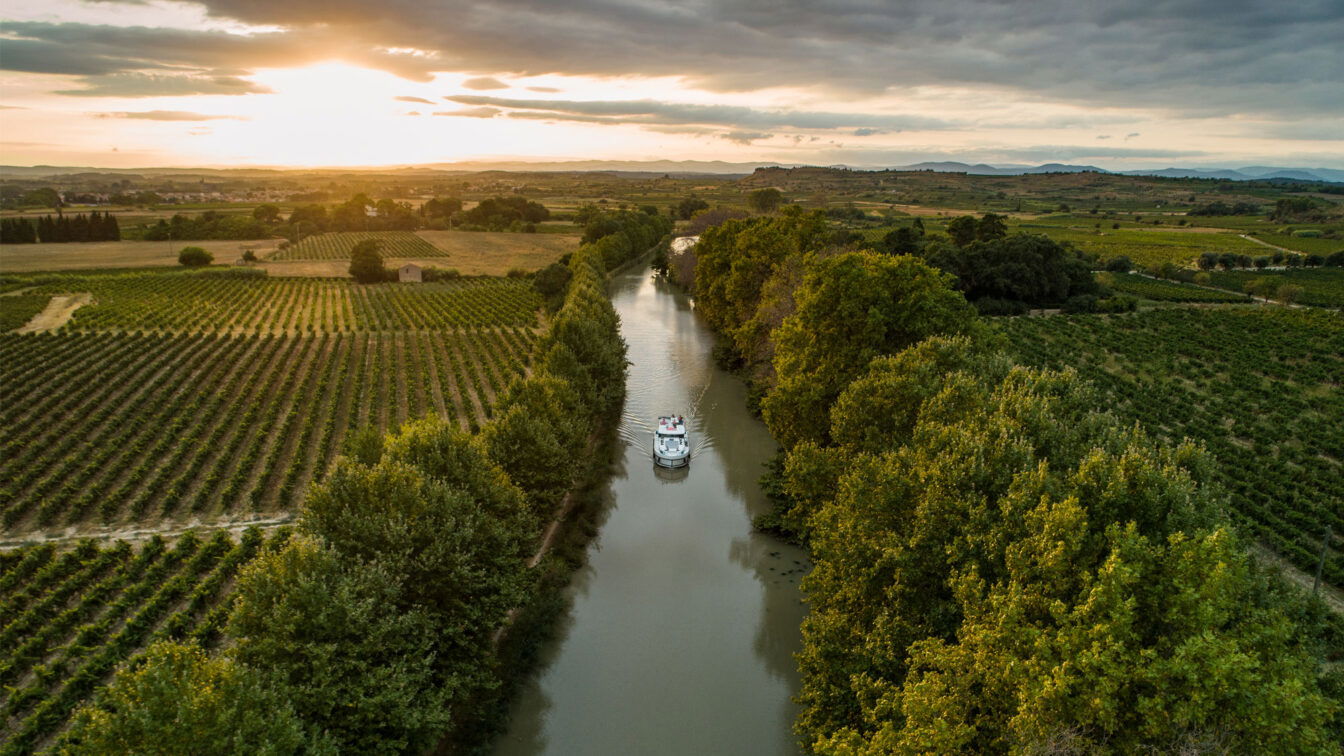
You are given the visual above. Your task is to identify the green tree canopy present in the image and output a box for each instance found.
[177,246,213,267]
[228,538,449,754]
[60,641,324,755]
[348,239,387,283]
[761,250,977,448]
[747,187,785,214]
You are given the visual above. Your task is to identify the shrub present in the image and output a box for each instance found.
[178,246,213,267]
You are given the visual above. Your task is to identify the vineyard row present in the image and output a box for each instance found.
[0,328,535,534]
[7,272,540,333]
[1000,306,1344,588]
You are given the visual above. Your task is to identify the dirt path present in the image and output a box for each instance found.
[1239,234,1295,254]
[0,514,295,551]
[17,293,92,333]
[1251,542,1344,614]
[0,286,37,297]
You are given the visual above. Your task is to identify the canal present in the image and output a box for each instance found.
[493,260,809,754]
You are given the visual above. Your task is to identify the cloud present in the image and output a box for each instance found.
[433,107,500,118]
[444,95,951,132]
[395,95,435,104]
[527,86,561,93]
[96,110,248,121]
[721,131,770,144]
[852,128,885,136]
[166,0,1344,119]
[461,76,507,90]
[58,73,272,97]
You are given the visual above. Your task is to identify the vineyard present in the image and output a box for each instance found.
[1016,225,1266,268]
[1000,306,1343,588]
[0,528,285,755]
[0,326,536,533]
[1100,272,1251,303]
[0,296,50,332]
[270,231,444,260]
[1202,267,1344,309]
[1,269,541,333]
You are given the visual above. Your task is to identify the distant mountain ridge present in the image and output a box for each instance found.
[2,160,1342,183]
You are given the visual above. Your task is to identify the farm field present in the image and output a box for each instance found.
[0,528,284,755]
[1099,272,1251,303]
[0,269,541,333]
[1015,223,1267,267]
[1000,306,1343,589]
[270,231,443,260]
[0,325,535,535]
[0,296,51,332]
[414,230,580,274]
[0,240,276,273]
[1201,267,1344,308]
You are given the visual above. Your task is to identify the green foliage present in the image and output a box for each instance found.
[785,338,1338,753]
[1001,307,1344,588]
[483,375,590,515]
[463,196,550,230]
[762,250,977,448]
[747,187,785,214]
[60,641,322,755]
[177,246,213,267]
[146,212,268,241]
[228,538,447,754]
[922,232,1098,307]
[347,239,388,283]
[675,196,710,220]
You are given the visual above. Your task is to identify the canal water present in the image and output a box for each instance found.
[493,262,809,755]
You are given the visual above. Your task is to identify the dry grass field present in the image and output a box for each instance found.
[0,240,278,272]
[415,230,580,274]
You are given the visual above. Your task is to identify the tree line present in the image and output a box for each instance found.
[0,212,121,244]
[679,210,1342,752]
[56,209,671,753]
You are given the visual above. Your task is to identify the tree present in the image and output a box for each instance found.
[1276,283,1304,304]
[946,215,979,247]
[922,233,1098,307]
[976,212,1007,241]
[60,641,323,755]
[676,196,710,220]
[178,246,213,267]
[1105,255,1133,272]
[789,343,1337,753]
[1198,252,1219,270]
[252,204,281,223]
[348,239,387,282]
[881,226,921,255]
[747,187,785,214]
[761,250,977,448]
[229,538,449,754]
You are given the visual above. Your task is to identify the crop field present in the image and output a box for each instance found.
[1,269,541,333]
[0,296,51,332]
[0,528,285,754]
[270,231,443,260]
[0,240,275,273]
[0,324,535,533]
[1201,268,1344,308]
[413,230,581,275]
[1015,224,1266,268]
[1000,307,1343,588]
[1100,272,1251,303]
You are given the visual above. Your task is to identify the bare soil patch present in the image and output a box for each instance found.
[17,293,92,332]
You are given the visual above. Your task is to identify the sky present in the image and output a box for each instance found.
[1,0,1342,170]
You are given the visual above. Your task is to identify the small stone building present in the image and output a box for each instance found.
[398,263,423,283]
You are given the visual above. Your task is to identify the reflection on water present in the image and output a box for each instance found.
[493,262,809,755]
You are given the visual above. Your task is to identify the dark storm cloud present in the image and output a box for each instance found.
[172,0,1344,117]
[8,1,1342,121]
[444,95,951,131]
[0,21,434,95]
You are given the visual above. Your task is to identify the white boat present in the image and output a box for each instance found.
[653,415,690,468]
